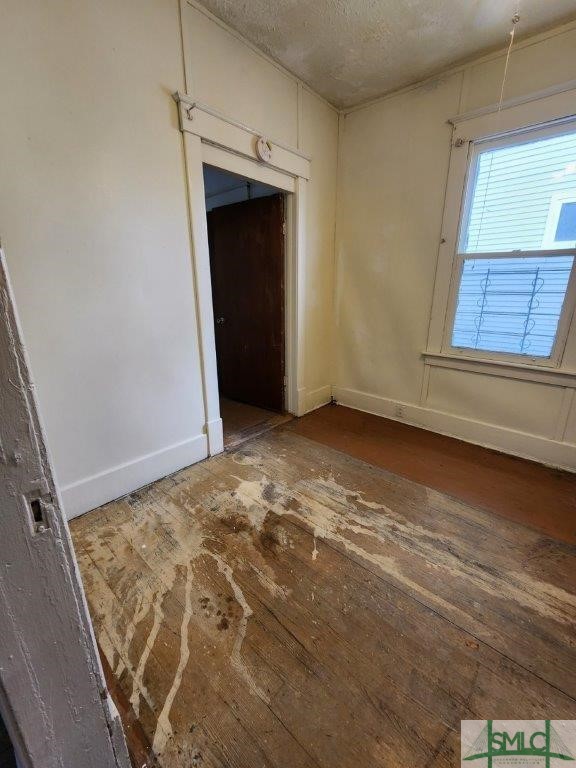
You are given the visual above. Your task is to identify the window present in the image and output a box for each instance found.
[448,121,576,363]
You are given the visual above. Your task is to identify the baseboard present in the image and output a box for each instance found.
[304,384,332,413]
[206,417,224,455]
[332,386,576,472]
[60,434,208,520]
[295,387,307,416]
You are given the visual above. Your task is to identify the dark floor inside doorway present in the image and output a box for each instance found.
[220,398,292,449]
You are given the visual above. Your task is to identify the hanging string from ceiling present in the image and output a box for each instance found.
[473,3,523,255]
[497,1,521,113]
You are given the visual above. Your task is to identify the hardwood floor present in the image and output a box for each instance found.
[289,404,576,544]
[220,398,292,449]
[70,418,576,768]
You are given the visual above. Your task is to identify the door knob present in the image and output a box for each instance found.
[216,316,226,324]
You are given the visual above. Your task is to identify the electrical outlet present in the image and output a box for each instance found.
[394,404,405,419]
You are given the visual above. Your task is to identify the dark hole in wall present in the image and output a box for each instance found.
[30,498,42,523]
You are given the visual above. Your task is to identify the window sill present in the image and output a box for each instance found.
[421,352,576,388]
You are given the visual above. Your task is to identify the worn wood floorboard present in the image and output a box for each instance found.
[288,405,576,544]
[70,430,576,768]
[220,398,292,449]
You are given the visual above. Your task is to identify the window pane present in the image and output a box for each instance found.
[462,129,576,253]
[451,256,574,357]
[556,202,576,241]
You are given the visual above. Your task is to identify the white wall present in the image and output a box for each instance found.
[335,21,576,469]
[300,88,339,406]
[0,0,338,517]
[183,1,338,409]
[0,0,208,517]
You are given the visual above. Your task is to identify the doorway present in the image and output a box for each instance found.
[203,165,292,448]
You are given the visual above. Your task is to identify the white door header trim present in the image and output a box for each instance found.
[174,93,311,180]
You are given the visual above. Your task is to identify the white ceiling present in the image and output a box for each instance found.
[195,0,576,109]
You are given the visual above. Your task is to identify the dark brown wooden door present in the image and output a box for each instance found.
[207,193,285,412]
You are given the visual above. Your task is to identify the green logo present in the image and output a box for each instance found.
[463,720,574,766]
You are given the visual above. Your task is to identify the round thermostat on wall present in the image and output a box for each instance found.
[255,136,272,163]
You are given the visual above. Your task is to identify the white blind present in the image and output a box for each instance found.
[452,255,574,356]
[462,129,576,253]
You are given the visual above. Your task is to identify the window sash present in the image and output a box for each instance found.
[442,249,576,367]
[457,119,576,255]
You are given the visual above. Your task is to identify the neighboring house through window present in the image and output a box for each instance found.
[543,192,576,249]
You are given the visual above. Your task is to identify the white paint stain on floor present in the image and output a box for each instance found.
[153,562,194,755]
[72,435,576,764]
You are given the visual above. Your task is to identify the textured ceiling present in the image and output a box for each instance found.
[194,0,576,108]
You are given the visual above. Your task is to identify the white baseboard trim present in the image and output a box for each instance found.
[304,384,332,413]
[206,417,224,455]
[333,386,576,472]
[295,387,307,416]
[60,434,208,519]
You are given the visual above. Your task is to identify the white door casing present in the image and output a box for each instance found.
[176,94,312,454]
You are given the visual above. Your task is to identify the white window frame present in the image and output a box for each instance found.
[426,87,576,372]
